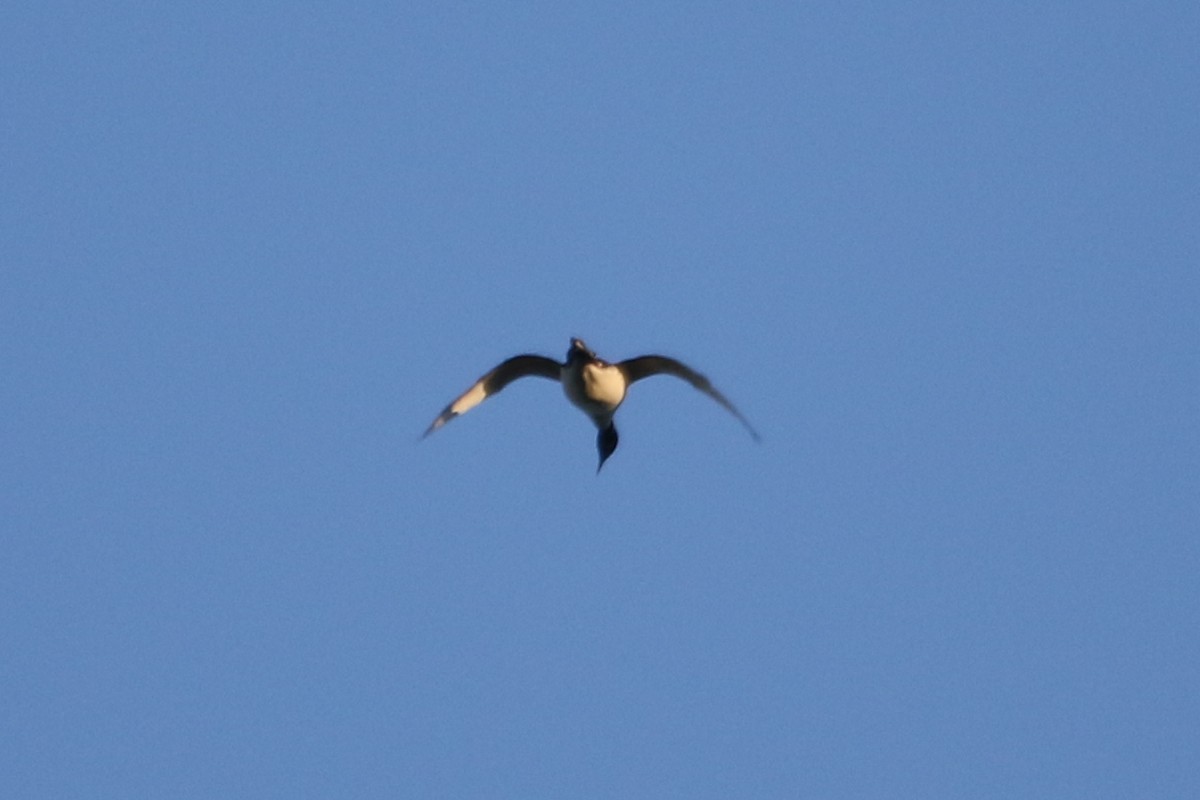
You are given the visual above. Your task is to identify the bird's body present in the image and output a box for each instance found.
[561,349,626,425]
[424,338,758,471]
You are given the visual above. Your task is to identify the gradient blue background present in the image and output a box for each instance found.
[3,3,1197,797]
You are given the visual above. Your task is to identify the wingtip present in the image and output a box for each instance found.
[422,410,458,440]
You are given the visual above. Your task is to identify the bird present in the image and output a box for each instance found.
[423,337,759,472]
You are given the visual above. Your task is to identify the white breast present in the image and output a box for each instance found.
[583,363,627,406]
[563,362,627,423]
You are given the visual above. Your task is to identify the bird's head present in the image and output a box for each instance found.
[568,337,594,361]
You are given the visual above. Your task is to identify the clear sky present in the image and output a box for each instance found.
[3,3,1197,798]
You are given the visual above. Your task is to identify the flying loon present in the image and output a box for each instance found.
[424,338,759,472]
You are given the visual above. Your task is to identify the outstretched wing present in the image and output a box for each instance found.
[618,355,760,441]
[424,355,561,437]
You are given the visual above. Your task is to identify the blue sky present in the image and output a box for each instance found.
[3,3,1197,797]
